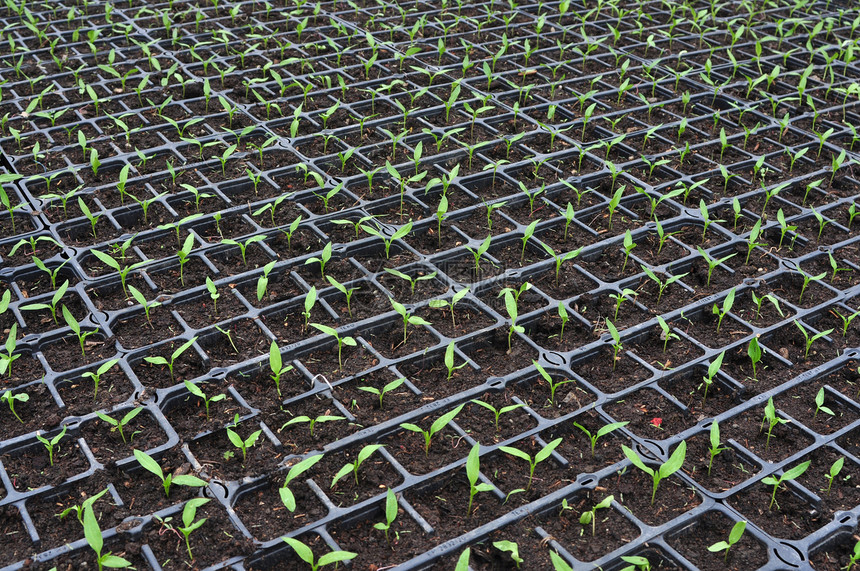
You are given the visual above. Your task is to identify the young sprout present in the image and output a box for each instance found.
[361,220,413,259]
[499,438,562,491]
[762,460,810,510]
[384,268,437,298]
[429,287,470,330]
[697,247,736,288]
[63,305,99,358]
[656,316,678,352]
[326,276,360,318]
[707,520,747,562]
[823,456,844,495]
[471,399,525,432]
[358,378,406,410]
[281,413,345,438]
[222,235,265,267]
[96,407,143,444]
[36,425,67,467]
[58,487,109,525]
[305,242,333,280]
[144,337,197,384]
[534,361,575,407]
[374,488,399,543]
[282,537,357,571]
[1,389,28,423]
[762,397,788,450]
[558,303,569,343]
[128,285,161,327]
[521,219,540,262]
[622,440,687,505]
[83,503,131,571]
[332,444,384,487]
[579,495,614,536]
[390,297,431,345]
[134,449,207,497]
[606,319,622,371]
[21,279,70,325]
[176,234,195,286]
[748,337,763,382]
[0,325,19,377]
[609,288,638,322]
[400,404,464,456]
[621,230,636,272]
[797,269,825,305]
[309,323,356,372]
[280,454,324,511]
[845,540,860,571]
[751,291,784,321]
[177,498,210,561]
[794,320,833,360]
[701,351,725,404]
[503,290,525,353]
[227,424,262,463]
[712,288,735,333]
[814,387,835,418]
[541,243,583,285]
[184,380,226,421]
[641,266,686,303]
[465,234,493,278]
[573,420,628,457]
[444,340,469,380]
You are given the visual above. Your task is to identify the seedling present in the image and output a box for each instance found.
[814,387,835,418]
[521,219,540,261]
[794,320,833,359]
[499,437,562,491]
[748,336,764,382]
[444,340,469,380]
[133,449,207,497]
[63,305,99,358]
[579,495,614,536]
[83,503,131,571]
[823,456,844,494]
[493,541,523,568]
[761,397,788,450]
[280,454,324,511]
[534,361,575,407]
[606,319,622,371]
[1,390,28,423]
[641,266,687,303]
[282,537,356,571]
[429,287,470,330]
[302,287,317,327]
[762,460,810,509]
[622,441,687,504]
[400,404,464,456]
[177,498,210,560]
[21,279,69,325]
[305,242,333,280]
[227,425,262,463]
[471,399,525,432]
[390,297,431,345]
[712,288,736,333]
[466,234,494,277]
[384,268,437,297]
[697,247,736,288]
[144,337,197,384]
[358,378,406,410]
[361,220,413,259]
[36,425,67,467]
[128,285,160,327]
[609,289,638,322]
[844,540,860,571]
[281,413,345,437]
[374,488,399,543]
[184,380,226,421]
[797,269,825,305]
[176,234,195,286]
[32,257,68,291]
[573,420,628,456]
[96,407,143,444]
[309,323,356,371]
[656,316,678,352]
[751,291,784,321]
[557,303,569,343]
[58,487,109,525]
[222,235,265,267]
[701,352,725,404]
[0,325,19,377]
[332,444,384,487]
[541,243,583,285]
[621,230,636,272]
[707,520,747,562]
[326,276,360,318]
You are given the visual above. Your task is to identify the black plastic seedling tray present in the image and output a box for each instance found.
[2,0,860,569]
